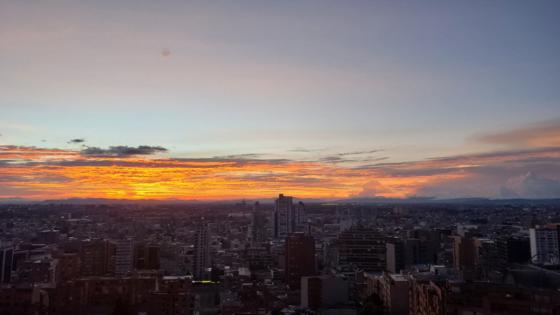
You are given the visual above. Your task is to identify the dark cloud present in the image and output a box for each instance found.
[80,145,168,157]
[0,160,17,166]
[0,174,71,184]
[68,138,85,144]
[212,153,263,159]
[318,150,385,164]
[337,149,382,156]
[320,156,346,163]
[288,147,327,153]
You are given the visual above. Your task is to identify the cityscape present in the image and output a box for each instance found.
[2,1,560,314]
[0,196,560,314]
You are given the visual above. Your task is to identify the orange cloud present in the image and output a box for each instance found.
[1,145,560,200]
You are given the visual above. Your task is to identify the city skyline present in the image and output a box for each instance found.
[2,1,560,200]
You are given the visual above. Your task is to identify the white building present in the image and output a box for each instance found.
[529,225,560,265]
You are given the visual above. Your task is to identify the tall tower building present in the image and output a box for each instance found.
[250,201,267,245]
[285,232,316,289]
[274,194,293,238]
[193,223,211,280]
[386,238,406,274]
[274,194,306,238]
[451,235,479,271]
[295,201,306,230]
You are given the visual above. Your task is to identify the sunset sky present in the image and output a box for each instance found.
[1,1,560,200]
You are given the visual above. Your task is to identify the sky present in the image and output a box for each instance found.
[1,0,560,200]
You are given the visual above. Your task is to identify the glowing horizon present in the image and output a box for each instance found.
[1,141,560,200]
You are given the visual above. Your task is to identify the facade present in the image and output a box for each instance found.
[249,201,268,245]
[0,285,49,315]
[148,276,193,315]
[295,201,306,232]
[386,239,405,274]
[56,253,81,283]
[0,246,14,283]
[497,235,531,268]
[451,235,479,271]
[301,275,348,310]
[409,273,560,315]
[50,275,159,314]
[274,194,307,238]
[530,225,560,265]
[285,232,316,289]
[386,238,428,273]
[409,277,445,315]
[134,242,160,270]
[114,240,134,276]
[80,239,115,276]
[274,194,294,238]
[408,229,441,264]
[336,226,386,272]
[367,273,410,315]
[16,258,56,284]
[193,223,211,280]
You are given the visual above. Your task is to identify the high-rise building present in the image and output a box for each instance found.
[57,253,81,283]
[37,229,60,244]
[477,238,500,279]
[249,201,267,245]
[0,245,14,283]
[451,235,479,271]
[410,279,560,315]
[115,240,134,276]
[134,242,161,270]
[386,238,432,273]
[496,235,531,268]
[530,224,560,265]
[367,273,410,315]
[295,201,306,231]
[301,275,348,310]
[336,226,386,272]
[386,239,406,273]
[193,223,211,280]
[274,194,307,238]
[274,194,294,238]
[80,239,115,276]
[285,232,316,289]
[408,229,441,264]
